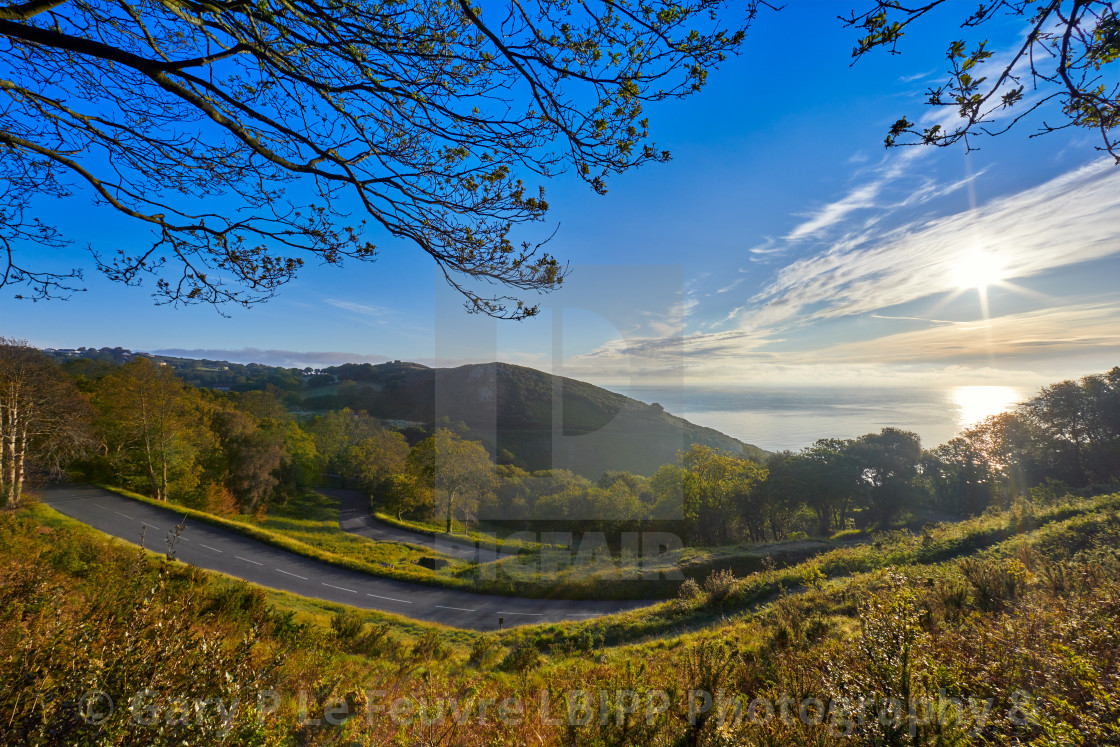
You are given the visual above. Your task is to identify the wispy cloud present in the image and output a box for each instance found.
[783,147,927,242]
[325,298,397,318]
[755,160,1120,323]
[575,160,1120,386]
[807,302,1120,365]
[784,181,883,242]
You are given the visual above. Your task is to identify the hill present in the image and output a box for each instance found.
[306,361,765,476]
[46,348,765,476]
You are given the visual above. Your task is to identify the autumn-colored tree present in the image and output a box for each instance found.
[0,339,91,506]
[209,407,287,514]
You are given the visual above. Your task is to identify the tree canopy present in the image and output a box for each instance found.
[0,0,763,318]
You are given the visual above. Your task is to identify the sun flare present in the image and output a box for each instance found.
[952,251,1007,291]
[953,386,1022,429]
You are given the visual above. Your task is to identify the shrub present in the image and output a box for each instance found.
[499,641,541,672]
[330,608,365,641]
[702,567,737,605]
[467,636,499,668]
[677,577,702,600]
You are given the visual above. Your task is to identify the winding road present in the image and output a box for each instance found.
[40,485,650,631]
[326,487,516,563]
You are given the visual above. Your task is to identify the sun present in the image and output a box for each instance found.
[951,250,1007,291]
[953,386,1022,429]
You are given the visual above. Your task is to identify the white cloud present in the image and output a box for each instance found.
[574,161,1120,387]
[806,302,1120,365]
[754,160,1120,324]
[325,298,397,317]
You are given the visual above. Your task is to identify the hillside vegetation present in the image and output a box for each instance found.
[4,490,1118,745]
[305,361,763,477]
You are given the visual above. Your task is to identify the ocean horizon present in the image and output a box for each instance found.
[609,385,1032,453]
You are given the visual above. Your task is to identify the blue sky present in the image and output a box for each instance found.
[5,3,1119,394]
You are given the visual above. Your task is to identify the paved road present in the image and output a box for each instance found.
[43,488,654,627]
[325,487,517,563]
[40,485,649,631]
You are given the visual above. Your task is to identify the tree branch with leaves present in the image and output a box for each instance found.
[0,0,765,318]
[842,0,1119,161]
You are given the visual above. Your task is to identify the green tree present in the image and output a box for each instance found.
[849,428,923,530]
[1,0,764,316]
[922,436,998,517]
[93,358,207,501]
[680,445,765,545]
[766,441,862,537]
[844,1,1119,160]
[341,429,410,500]
[409,429,493,532]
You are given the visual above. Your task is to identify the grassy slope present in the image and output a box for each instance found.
[5,491,1117,744]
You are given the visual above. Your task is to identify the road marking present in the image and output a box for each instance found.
[276,568,308,580]
[235,555,263,566]
[322,583,357,594]
[94,503,107,510]
[146,524,162,531]
[434,605,476,612]
[199,544,222,553]
[495,611,544,616]
[367,593,412,604]
[114,511,134,520]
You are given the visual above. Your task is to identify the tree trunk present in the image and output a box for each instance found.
[445,490,456,533]
[12,424,26,506]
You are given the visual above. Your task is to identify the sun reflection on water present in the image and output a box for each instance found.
[952,386,1023,430]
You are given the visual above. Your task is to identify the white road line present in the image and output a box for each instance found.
[235,555,263,566]
[434,605,476,612]
[367,593,412,604]
[495,611,544,616]
[114,511,134,520]
[199,543,222,553]
[94,503,107,510]
[276,568,308,580]
[146,524,162,531]
[322,583,357,594]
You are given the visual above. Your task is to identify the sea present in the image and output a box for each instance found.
[608,385,1031,453]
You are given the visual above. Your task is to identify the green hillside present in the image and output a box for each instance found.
[47,349,764,477]
[306,361,766,476]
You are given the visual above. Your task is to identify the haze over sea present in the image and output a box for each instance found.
[613,385,1030,454]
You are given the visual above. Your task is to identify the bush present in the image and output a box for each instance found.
[702,568,737,605]
[677,577,701,600]
[499,641,541,672]
[330,608,365,641]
